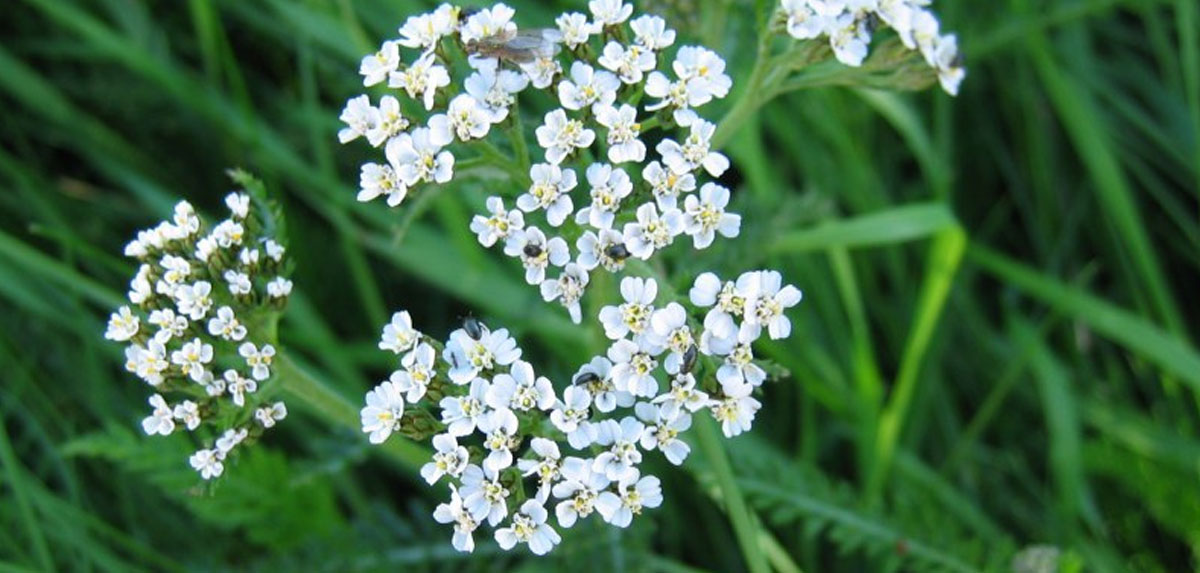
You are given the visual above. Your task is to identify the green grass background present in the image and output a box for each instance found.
[2,0,1198,571]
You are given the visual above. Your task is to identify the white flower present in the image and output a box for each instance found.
[210,219,245,248]
[388,52,451,110]
[360,40,400,86]
[675,46,732,101]
[495,500,561,555]
[684,183,741,249]
[911,7,942,56]
[517,164,577,227]
[642,161,696,211]
[174,281,213,320]
[487,360,556,412]
[171,201,201,237]
[596,470,662,527]
[225,192,250,219]
[477,407,520,472]
[423,433,470,485]
[238,342,276,381]
[128,265,152,304]
[464,67,529,123]
[460,464,510,526]
[623,203,683,259]
[225,369,257,408]
[264,240,285,262]
[173,400,202,431]
[517,437,562,501]
[597,41,655,84]
[557,62,620,112]
[711,383,761,437]
[190,448,224,480]
[148,308,188,341]
[556,12,600,49]
[690,271,754,341]
[549,386,594,449]
[607,339,660,398]
[141,394,175,436]
[553,456,611,527]
[380,310,420,354]
[267,277,293,298]
[171,337,213,382]
[338,95,380,144]
[387,127,455,186]
[357,162,406,206]
[443,326,521,384]
[255,402,287,428]
[575,228,628,271]
[932,34,965,96]
[575,163,633,229]
[460,3,516,45]
[589,0,633,26]
[653,367,709,419]
[717,329,767,392]
[592,416,644,481]
[238,247,257,267]
[539,263,589,323]
[471,196,525,247]
[216,428,248,454]
[632,15,675,50]
[223,270,252,296]
[105,306,139,342]
[503,226,570,285]
[572,356,634,413]
[439,378,491,436]
[742,270,803,340]
[658,118,729,176]
[636,402,691,465]
[648,302,694,369]
[392,342,438,402]
[125,339,168,386]
[206,306,247,341]
[434,486,480,553]
[430,94,492,142]
[361,379,405,444]
[598,276,657,340]
[829,12,872,67]
[366,95,410,147]
[398,6,455,52]
[595,104,645,163]
[780,0,826,40]
[517,56,562,89]
[535,109,595,165]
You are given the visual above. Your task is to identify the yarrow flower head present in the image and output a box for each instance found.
[339,1,741,325]
[106,172,292,481]
[361,268,799,554]
[776,0,966,95]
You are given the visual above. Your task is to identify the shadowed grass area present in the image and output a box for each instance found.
[1,0,1198,571]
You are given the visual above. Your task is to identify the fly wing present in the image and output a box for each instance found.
[506,29,563,59]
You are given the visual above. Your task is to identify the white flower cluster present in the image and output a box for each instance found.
[778,0,965,95]
[106,193,292,480]
[360,270,799,555]
[339,1,740,324]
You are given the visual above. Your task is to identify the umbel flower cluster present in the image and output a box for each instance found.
[777,0,966,95]
[105,182,292,480]
[360,270,801,555]
[339,0,739,323]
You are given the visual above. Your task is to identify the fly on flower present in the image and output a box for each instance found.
[464,27,565,65]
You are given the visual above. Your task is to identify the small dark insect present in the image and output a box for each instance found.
[523,242,544,258]
[573,371,599,386]
[681,345,698,374]
[605,243,630,261]
[463,316,484,340]
[464,27,563,65]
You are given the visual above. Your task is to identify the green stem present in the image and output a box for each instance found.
[510,100,531,175]
[274,352,429,470]
[695,416,771,573]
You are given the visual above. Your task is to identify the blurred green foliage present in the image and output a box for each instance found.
[1,0,1198,571]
